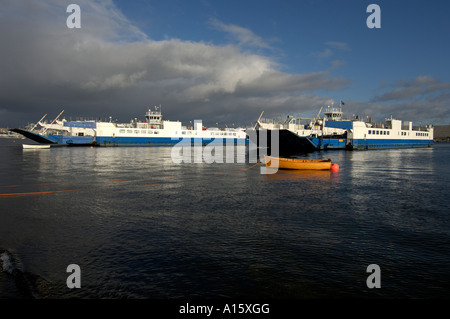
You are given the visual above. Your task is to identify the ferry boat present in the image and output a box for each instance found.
[248,104,348,155]
[249,102,434,154]
[10,106,247,147]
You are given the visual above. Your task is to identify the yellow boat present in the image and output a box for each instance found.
[264,155,333,170]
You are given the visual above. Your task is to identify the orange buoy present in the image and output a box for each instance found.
[330,163,339,172]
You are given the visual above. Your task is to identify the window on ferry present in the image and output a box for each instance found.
[127,130,132,133]
[387,131,390,135]
[154,131,159,134]
[149,131,153,134]
[119,129,125,133]
[135,130,139,134]
[141,130,146,134]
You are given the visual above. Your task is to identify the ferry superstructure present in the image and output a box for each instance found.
[11,107,247,146]
[250,103,434,155]
[346,116,433,150]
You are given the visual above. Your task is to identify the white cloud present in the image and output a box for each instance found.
[209,18,275,50]
[324,41,351,51]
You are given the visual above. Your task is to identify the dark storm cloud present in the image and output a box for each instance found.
[373,76,450,102]
[369,76,450,124]
[3,1,445,128]
[0,0,351,127]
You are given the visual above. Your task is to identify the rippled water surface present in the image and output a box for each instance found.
[0,139,449,298]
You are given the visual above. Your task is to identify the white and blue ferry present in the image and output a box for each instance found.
[252,103,434,154]
[11,106,247,146]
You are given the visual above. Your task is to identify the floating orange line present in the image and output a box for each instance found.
[232,162,261,172]
[0,189,80,198]
[1,182,62,188]
[111,179,130,182]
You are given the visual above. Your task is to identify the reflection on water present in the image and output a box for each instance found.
[1,140,449,299]
[264,169,338,183]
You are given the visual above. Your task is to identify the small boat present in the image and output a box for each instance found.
[23,144,51,149]
[264,155,333,170]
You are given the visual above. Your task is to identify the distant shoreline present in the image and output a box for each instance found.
[434,139,450,143]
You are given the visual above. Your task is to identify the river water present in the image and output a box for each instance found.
[0,139,449,299]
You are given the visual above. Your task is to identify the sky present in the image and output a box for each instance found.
[0,0,449,128]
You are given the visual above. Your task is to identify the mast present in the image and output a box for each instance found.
[42,110,64,134]
[30,113,47,132]
[255,111,264,129]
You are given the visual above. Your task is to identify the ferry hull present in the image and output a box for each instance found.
[348,138,433,150]
[247,129,318,156]
[10,129,56,144]
[94,136,246,146]
[13,130,246,147]
[250,128,434,154]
